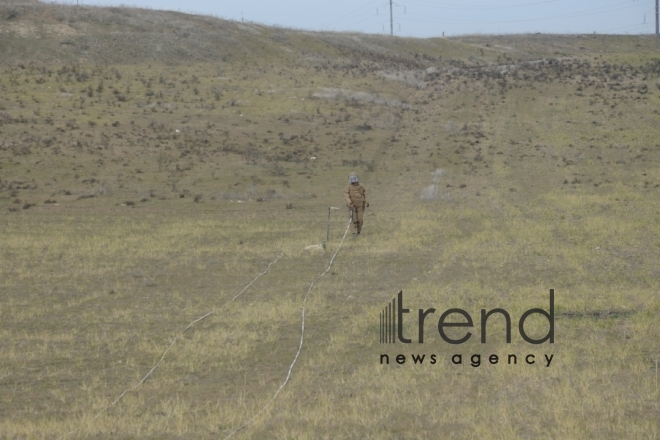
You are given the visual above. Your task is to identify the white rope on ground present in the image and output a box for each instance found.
[224,218,352,439]
[59,253,283,440]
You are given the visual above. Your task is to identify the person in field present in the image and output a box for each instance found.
[344,172,369,236]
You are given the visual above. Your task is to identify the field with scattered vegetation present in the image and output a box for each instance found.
[1,1,660,438]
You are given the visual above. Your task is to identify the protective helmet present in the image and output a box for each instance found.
[348,172,359,183]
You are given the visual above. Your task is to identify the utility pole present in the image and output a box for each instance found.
[390,0,394,36]
[656,0,659,34]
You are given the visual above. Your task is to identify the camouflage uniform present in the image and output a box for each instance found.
[344,172,369,235]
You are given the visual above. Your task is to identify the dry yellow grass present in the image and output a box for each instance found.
[1,3,660,438]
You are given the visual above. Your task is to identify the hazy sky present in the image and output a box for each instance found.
[53,0,658,37]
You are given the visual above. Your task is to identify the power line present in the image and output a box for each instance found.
[321,0,653,36]
[404,0,564,10]
[326,11,383,30]
[317,0,380,27]
[390,0,394,35]
[386,0,409,35]
[398,1,652,25]
[604,22,651,32]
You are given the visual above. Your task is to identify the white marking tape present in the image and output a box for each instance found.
[224,218,352,439]
[60,253,283,439]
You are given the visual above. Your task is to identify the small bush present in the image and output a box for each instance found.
[269,163,286,176]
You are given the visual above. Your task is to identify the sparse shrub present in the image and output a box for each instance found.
[76,72,89,83]
[341,158,374,172]
[242,147,260,165]
[65,119,79,130]
[5,8,19,20]
[269,163,286,176]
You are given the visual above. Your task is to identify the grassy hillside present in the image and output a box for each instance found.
[1,2,660,438]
